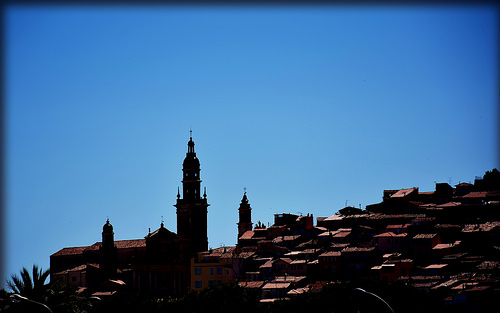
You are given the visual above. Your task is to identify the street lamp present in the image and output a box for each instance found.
[10,294,54,313]
[354,288,395,313]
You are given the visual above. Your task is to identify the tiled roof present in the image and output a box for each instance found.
[53,264,88,275]
[391,188,418,198]
[374,232,407,238]
[259,259,274,268]
[332,231,351,238]
[287,287,310,295]
[273,276,306,283]
[240,231,255,240]
[233,251,255,259]
[291,260,307,265]
[424,264,448,270]
[434,224,461,229]
[319,251,341,257]
[342,247,375,253]
[462,191,488,198]
[462,221,500,233]
[51,246,88,257]
[239,281,265,288]
[436,202,461,208]
[272,235,301,244]
[274,258,293,264]
[433,241,460,250]
[115,239,146,249]
[52,238,147,257]
[199,246,235,257]
[413,234,438,240]
[324,214,343,221]
[386,224,404,229]
[262,282,292,289]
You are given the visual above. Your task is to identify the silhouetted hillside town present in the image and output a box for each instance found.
[50,136,500,310]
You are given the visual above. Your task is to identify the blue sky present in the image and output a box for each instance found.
[3,5,498,287]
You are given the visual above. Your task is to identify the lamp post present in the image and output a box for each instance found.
[354,288,395,313]
[10,294,54,313]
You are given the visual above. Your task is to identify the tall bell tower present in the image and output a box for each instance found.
[237,191,253,239]
[174,131,209,255]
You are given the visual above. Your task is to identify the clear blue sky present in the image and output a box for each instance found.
[3,5,498,287]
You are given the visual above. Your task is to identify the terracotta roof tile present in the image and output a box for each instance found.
[342,247,375,253]
[239,281,265,288]
[319,251,341,257]
[115,239,146,249]
[391,188,418,198]
[240,231,255,240]
[413,234,438,240]
[374,232,408,238]
[462,191,488,198]
[51,246,88,257]
[263,282,292,289]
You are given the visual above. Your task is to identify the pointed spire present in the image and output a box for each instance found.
[177,186,181,199]
[203,186,207,199]
[186,129,195,153]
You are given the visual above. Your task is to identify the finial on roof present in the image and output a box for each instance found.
[177,186,180,199]
[189,128,193,139]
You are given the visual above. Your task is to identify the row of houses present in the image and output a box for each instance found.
[190,177,500,307]
[51,169,500,309]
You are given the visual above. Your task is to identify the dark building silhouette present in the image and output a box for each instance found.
[51,134,209,297]
[99,219,117,279]
[175,135,210,256]
[237,192,253,240]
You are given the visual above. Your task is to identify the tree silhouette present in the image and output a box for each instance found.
[7,265,51,302]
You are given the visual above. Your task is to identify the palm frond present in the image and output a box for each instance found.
[32,265,50,291]
[6,274,22,294]
[20,267,33,295]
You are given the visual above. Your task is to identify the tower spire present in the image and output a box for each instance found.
[237,191,252,241]
[175,134,209,256]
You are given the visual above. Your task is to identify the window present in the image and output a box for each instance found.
[210,267,215,275]
[225,269,229,275]
[208,280,216,287]
[217,267,223,275]
[195,280,202,289]
[195,267,202,275]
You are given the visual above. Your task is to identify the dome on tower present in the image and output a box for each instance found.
[103,219,113,233]
[183,136,200,167]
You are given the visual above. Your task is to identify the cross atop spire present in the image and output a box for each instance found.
[189,128,192,138]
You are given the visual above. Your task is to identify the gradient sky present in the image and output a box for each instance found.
[3,4,498,287]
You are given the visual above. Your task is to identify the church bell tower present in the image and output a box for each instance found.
[174,132,209,255]
[237,191,253,239]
